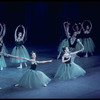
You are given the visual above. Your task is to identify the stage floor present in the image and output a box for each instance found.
[0,46,100,99]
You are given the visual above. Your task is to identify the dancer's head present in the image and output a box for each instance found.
[62,47,69,53]
[18,32,23,38]
[31,51,36,59]
[86,25,90,30]
[72,32,77,37]
[75,25,79,31]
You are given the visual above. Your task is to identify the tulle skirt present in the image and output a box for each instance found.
[10,45,30,63]
[16,69,51,88]
[2,43,8,53]
[83,37,95,53]
[58,39,69,53]
[54,62,86,80]
[0,56,7,68]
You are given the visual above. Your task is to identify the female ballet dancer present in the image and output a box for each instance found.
[10,25,30,68]
[54,46,86,80]
[72,22,83,51]
[57,22,70,59]
[0,23,8,53]
[82,20,95,57]
[5,51,52,88]
[0,41,7,70]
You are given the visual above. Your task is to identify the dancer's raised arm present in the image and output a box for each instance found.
[2,24,6,37]
[70,44,84,55]
[87,20,92,32]
[63,21,70,39]
[0,23,3,35]
[15,25,20,40]
[21,25,25,41]
[82,20,86,32]
[4,52,52,64]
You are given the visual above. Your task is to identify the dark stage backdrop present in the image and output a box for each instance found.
[0,1,100,53]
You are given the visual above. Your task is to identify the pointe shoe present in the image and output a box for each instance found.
[43,84,47,87]
[91,53,93,56]
[17,66,22,69]
[15,84,19,87]
[84,54,88,58]
[0,67,3,71]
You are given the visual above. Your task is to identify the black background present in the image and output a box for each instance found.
[0,1,99,53]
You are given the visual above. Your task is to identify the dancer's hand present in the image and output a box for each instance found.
[48,60,53,62]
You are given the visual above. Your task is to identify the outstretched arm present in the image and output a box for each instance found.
[16,56,32,62]
[71,48,84,55]
[37,60,52,63]
[3,53,32,62]
[71,40,84,55]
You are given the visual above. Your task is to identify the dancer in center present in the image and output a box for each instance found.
[54,46,86,80]
[10,25,30,69]
[5,51,52,88]
[57,21,84,61]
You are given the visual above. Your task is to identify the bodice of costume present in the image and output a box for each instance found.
[68,37,77,52]
[83,31,91,38]
[15,41,23,46]
[76,32,83,38]
[68,37,77,48]
[83,30,91,38]
[64,57,71,64]
[30,63,37,70]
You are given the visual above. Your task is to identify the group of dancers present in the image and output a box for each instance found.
[0,24,30,71]
[0,20,95,89]
[57,20,95,59]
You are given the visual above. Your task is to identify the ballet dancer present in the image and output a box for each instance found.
[10,25,30,68]
[54,46,86,80]
[5,51,52,88]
